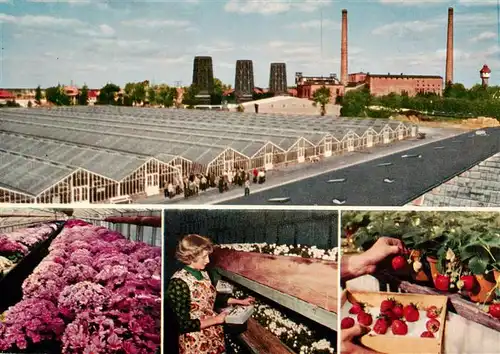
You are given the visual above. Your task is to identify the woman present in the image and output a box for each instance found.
[166,234,255,354]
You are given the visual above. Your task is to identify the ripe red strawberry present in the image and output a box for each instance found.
[391,320,408,335]
[426,306,441,319]
[403,304,419,322]
[373,317,389,334]
[391,255,406,271]
[341,317,355,329]
[435,274,450,291]
[392,303,404,318]
[460,275,475,291]
[426,318,440,333]
[489,303,500,319]
[380,309,397,324]
[349,302,364,315]
[380,298,396,312]
[357,312,373,326]
[421,331,435,338]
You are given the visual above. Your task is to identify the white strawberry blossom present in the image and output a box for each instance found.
[219,243,338,262]
[233,289,335,354]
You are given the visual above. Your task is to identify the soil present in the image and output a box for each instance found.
[390,113,500,130]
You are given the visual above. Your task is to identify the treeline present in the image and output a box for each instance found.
[340,83,500,119]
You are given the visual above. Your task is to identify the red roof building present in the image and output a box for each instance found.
[0,90,14,100]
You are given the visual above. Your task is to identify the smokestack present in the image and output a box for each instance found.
[445,7,454,85]
[341,9,348,86]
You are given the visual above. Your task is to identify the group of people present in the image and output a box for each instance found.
[164,174,216,200]
[164,167,268,201]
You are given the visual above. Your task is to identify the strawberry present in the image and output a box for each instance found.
[373,316,389,335]
[392,303,404,318]
[426,318,440,333]
[341,317,355,329]
[421,331,435,338]
[459,275,475,291]
[488,303,500,319]
[403,303,419,322]
[391,320,408,335]
[357,312,373,326]
[380,309,397,324]
[435,274,450,291]
[426,306,441,319]
[349,302,364,315]
[380,298,396,312]
[391,255,406,271]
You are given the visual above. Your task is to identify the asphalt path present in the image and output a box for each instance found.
[220,127,500,206]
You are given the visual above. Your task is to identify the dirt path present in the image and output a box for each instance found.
[391,114,500,131]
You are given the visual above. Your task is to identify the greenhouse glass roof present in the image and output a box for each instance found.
[0,107,416,196]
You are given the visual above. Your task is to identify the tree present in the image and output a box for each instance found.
[97,83,120,105]
[27,100,33,108]
[182,85,199,106]
[35,86,42,105]
[78,85,89,105]
[45,85,71,106]
[134,83,146,105]
[148,87,157,105]
[312,86,332,116]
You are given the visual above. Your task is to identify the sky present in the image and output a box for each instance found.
[0,0,499,89]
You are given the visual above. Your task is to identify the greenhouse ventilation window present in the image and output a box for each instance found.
[383,178,395,184]
[267,197,291,203]
[332,198,346,205]
[327,178,346,183]
[401,154,422,159]
[377,162,393,167]
[434,146,445,150]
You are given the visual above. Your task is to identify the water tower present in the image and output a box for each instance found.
[480,64,491,87]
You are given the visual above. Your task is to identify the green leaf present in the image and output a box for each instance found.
[468,256,489,275]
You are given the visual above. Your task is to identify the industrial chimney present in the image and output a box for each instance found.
[445,7,454,85]
[341,9,348,86]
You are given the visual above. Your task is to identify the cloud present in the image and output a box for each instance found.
[470,31,497,42]
[372,11,499,36]
[0,13,85,28]
[75,24,116,38]
[285,19,338,30]
[121,19,192,29]
[458,0,499,6]
[224,0,331,15]
[195,41,235,54]
[372,20,441,36]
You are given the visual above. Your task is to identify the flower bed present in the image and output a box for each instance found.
[0,224,56,277]
[0,224,161,353]
[232,287,335,354]
[342,211,500,320]
[219,243,338,262]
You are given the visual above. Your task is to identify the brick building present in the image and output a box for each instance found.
[347,72,367,86]
[365,74,443,97]
[295,72,345,102]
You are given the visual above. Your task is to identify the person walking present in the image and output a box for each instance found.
[244,179,250,196]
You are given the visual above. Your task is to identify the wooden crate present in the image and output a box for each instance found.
[211,247,338,313]
[341,290,448,354]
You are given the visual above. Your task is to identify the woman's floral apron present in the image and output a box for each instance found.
[172,268,225,354]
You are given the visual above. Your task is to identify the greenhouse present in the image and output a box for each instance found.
[0,106,417,204]
[0,208,161,353]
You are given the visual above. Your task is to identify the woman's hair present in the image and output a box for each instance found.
[176,234,214,264]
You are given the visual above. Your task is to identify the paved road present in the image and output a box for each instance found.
[220,128,500,206]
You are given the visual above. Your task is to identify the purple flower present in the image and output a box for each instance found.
[0,299,65,351]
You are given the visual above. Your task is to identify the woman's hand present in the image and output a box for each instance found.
[215,310,230,324]
[341,324,379,354]
[238,297,255,306]
[362,237,405,274]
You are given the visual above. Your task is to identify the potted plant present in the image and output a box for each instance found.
[459,228,500,303]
